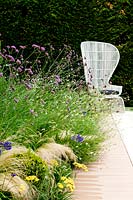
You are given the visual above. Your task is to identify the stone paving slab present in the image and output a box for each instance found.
[73,112,133,200]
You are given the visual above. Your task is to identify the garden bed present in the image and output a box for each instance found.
[0,44,106,200]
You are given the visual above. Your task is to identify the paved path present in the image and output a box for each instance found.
[113,111,133,165]
[73,111,133,200]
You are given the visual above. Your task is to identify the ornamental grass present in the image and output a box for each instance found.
[0,43,107,199]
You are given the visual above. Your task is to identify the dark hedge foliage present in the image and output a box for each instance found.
[0,0,132,105]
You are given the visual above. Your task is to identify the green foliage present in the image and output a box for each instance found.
[0,45,108,199]
[56,132,104,163]
[17,151,48,179]
[0,191,13,200]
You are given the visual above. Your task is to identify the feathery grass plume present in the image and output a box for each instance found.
[36,142,77,164]
[0,173,35,200]
[0,146,29,174]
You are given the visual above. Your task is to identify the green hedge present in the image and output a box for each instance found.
[0,0,132,105]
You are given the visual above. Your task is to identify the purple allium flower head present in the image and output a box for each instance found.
[40,46,45,51]
[4,141,12,150]
[0,72,3,77]
[19,45,26,49]
[6,46,10,49]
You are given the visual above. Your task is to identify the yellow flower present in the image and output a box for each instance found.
[66,183,74,192]
[73,162,88,172]
[57,183,64,189]
[61,176,67,181]
[18,184,25,193]
[50,159,58,166]
[25,175,39,182]
[59,176,75,192]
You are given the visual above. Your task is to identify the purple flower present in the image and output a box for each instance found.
[16,59,21,65]
[40,46,45,51]
[77,134,84,142]
[0,53,6,59]
[3,141,12,150]
[11,46,16,50]
[6,55,15,62]
[15,49,19,53]
[71,134,84,142]
[19,45,26,49]
[25,68,33,75]
[17,67,23,73]
[11,173,17,177]
[55,75,61,85]
[32,44,40,49]
[0,72,3,77]
[25,83,32,89]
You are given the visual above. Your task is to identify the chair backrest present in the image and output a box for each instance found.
[81,41,120,90]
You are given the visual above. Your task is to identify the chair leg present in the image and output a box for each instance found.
[103,96,125,113]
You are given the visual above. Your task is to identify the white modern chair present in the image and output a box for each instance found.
[80,41,125,112]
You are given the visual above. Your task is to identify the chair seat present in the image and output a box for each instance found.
[101,90,119,95]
